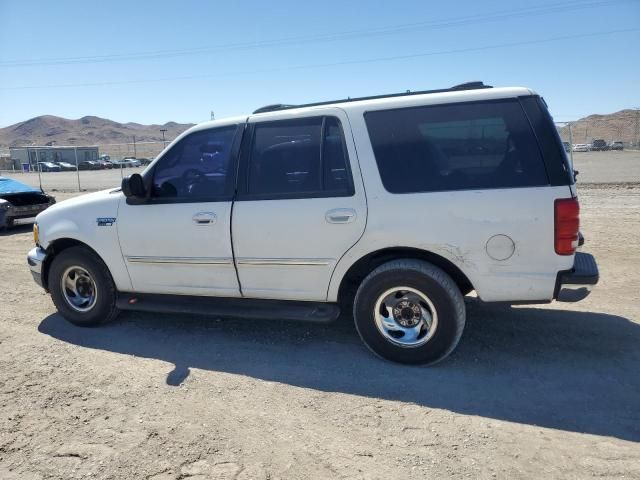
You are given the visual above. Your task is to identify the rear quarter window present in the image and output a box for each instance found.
[365,99,550,194]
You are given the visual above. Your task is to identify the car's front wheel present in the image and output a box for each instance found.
[48,246,120,327]
[353,259,466,365]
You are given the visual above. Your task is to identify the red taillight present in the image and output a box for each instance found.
[555,198,580,255]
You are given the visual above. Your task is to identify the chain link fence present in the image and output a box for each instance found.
[2,112,640,192]
[0,141,169,192]
[556,115,640,184]
[556,109,640,150]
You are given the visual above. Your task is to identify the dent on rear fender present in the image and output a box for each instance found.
[439,243,477,270]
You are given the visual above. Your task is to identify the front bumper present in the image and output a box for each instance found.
[555,252,599,302]
[27,247,47,289]
[1,203,52,227]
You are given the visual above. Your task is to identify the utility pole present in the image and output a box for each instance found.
[35,148,43,191]
[132,135,137,158]
[160,129,167,148]
[634,107,640,149]
[73,147,81,191]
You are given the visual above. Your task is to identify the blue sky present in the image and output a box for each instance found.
[0,0,638,127]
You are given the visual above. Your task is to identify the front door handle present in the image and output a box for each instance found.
[192,211,217,225]
[326,208,356,224]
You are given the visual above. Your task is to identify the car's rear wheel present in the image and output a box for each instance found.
[48,246,119,327]
[353,259,465,365]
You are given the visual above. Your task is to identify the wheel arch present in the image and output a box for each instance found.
[42,237,111,291]
[335,247,474,306]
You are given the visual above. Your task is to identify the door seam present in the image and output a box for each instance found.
[230,118,250,297]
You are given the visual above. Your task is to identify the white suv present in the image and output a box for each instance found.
[27,82,599,364]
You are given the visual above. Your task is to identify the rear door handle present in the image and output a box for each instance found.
[326,208,356,224]
[192,211,217,225]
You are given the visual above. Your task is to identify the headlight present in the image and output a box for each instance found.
[33,223,39,246]
[0,199,10,210]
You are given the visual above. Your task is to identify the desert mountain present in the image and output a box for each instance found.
[557,109,639,144]
[0,115,194,148]
[2,109,638,149]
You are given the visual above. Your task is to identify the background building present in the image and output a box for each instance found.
[9,146,99,169]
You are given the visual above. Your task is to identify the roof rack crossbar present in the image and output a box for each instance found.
[252,81,491,114]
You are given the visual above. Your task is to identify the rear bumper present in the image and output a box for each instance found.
[27,247,47,289]
[555,252,599,302]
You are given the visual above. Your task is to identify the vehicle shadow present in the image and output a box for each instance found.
[0,223,33,236]
[38,300,640,442]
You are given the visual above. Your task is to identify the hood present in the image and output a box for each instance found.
[35,188,123,248]
[43,188,121,214]
[0,176,41,195]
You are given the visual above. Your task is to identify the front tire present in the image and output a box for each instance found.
[48,246,120,327]
[353,260,465,365]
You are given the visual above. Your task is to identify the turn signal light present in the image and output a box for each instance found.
[554,198,579,255]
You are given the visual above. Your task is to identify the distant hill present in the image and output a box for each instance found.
[557,109,639,145]
[0,115,195,148]
[2,109,637,150]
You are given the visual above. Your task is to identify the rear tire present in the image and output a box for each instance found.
[48,246,119,327]
[353,259,465,365]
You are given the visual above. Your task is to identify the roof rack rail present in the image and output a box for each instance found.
[252,81,492,114]
[252,103,296,114]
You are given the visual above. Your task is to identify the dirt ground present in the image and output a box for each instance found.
[1,183,639,478]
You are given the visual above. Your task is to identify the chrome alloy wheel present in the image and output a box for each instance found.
[373,287,438,348]
[60,266,98,312]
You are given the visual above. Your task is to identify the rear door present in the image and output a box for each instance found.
[232,108,366,301]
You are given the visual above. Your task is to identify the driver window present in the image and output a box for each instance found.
[152,125,238,201]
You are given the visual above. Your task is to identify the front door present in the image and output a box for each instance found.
[232,109,367,301]
[117,124,242,297]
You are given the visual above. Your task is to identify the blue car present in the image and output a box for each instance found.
[0,177,55,228]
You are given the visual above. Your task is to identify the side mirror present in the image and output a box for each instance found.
[122,173,146,199]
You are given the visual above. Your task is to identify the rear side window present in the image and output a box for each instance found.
[519,96,574,186]
[246,116,353,199]
[365,99,549,193]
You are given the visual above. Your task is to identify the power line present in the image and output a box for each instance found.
[0,0,630,67]
[1,27,637,91]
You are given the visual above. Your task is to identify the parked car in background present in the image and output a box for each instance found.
[53,162,77,171]
[0,176,55,228]
[77,161,102,170]
[609,141,624,151]
[590,139,609,151]
[38,162,61,172]
[96,160,114,169]
[113,158,141,168]
[573,144,590,152]
[27,83,599,365]
[562,142,571,153]
[124,157,142,167]
[111,159,128,168]
[137,157,153,166]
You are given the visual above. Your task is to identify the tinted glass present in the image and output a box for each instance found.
[519,96,573,185]
[247,116,353,198]
[365,99,548,193]
[322,117,351,194]
[248,118,323,196]
[152,126,237,200]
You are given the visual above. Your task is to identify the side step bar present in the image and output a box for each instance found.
[116,293,340,323]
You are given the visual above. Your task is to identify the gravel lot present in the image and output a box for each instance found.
[0,163,639,478]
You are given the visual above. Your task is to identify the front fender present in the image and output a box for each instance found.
[36,190,132,292]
